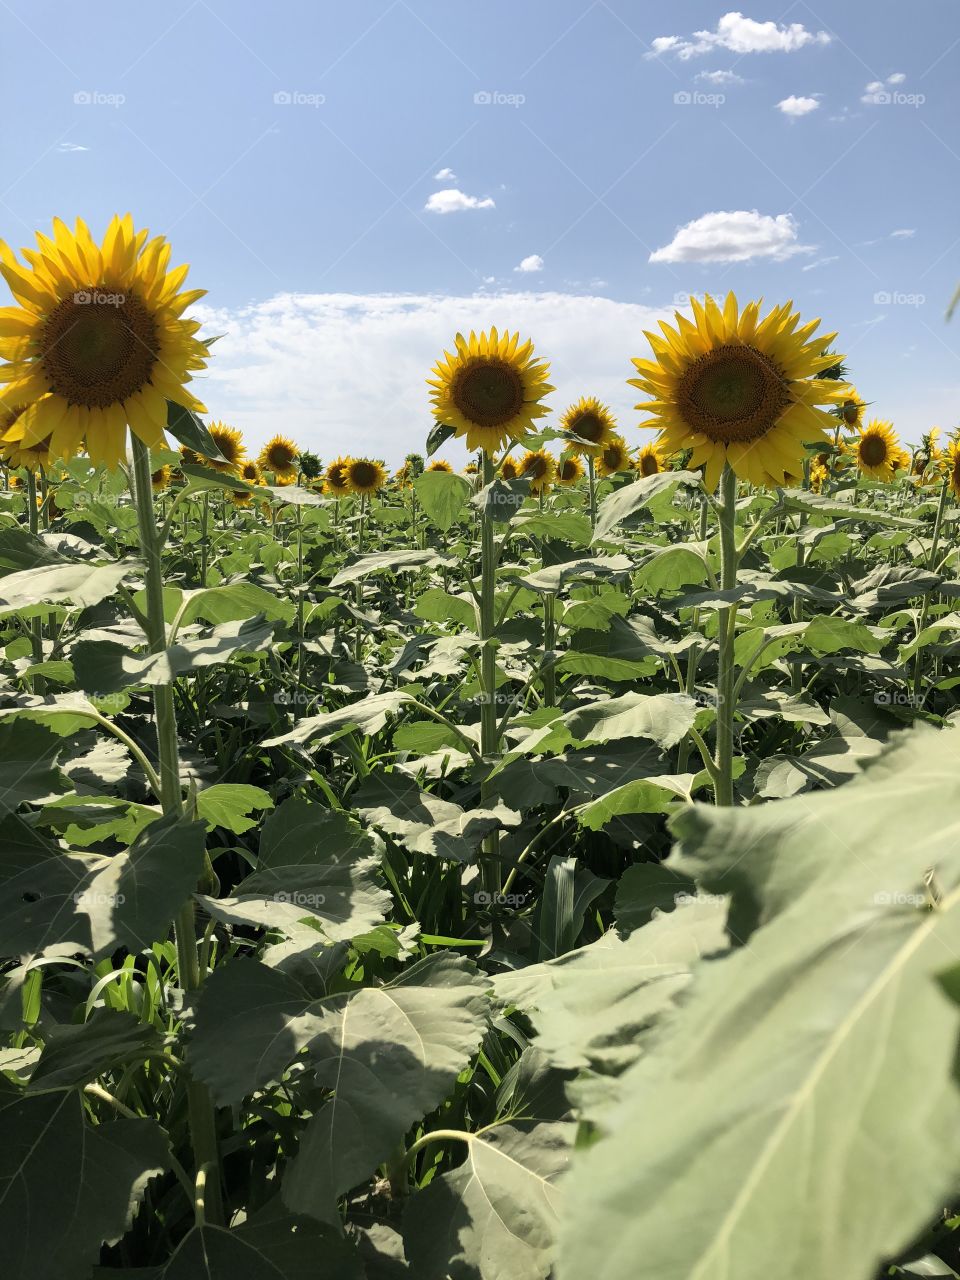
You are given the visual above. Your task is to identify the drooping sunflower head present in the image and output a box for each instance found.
[635,442,664,477]
[597,433,629,478]
[0,215,208,469]
[205,421,245,474]
[298,449,322,480]
[2,432,51,471]
[258,434,299,479]
[393,463,412,489]
[346,457,387,495]
[519,449,556,495]
[428,328,554,455]
[499,458,520,481]
[628,293,846,491]
[427,458,453,473]
[556,455,584,485]
[323,456,352,496]
[854,419,901,481]
[559,395,617,456]
[151,464,172,491]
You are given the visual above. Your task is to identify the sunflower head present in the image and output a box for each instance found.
[945,441,960,500]
[346,457,387,495]
[809,460,829,493]
[205,422,245,474]
[427,458,453,473]
[629,293,845,491]
[556,455,584,485]
[240,460,263,486]
[499,458,520,481]
[231,487,253,507]
[836,388,866,429]
[597,434,629,478]
[179,444,201,468]
[559,396,617,456]
[258,434,299,479]
[854,419,901,481]
[151,464,172,491]
[428,328,553,456]
[298,449,322,480]
[0,215,208,469]
[2,431,51,471]
[635,442,663,477]
[323,457,352,496]
[519,449,556,495]
[464,462,479,475]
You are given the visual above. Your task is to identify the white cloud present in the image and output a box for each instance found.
[696,69,745,85]
[514,254,544,273]
[57,142,89,152]
[434,167,457,181]
[890,228,916,238]
[189,291,673,464]
[862,72,908,104]
[650,210,814,264]
[777,94,820,116]
[648,12,830,60]
[801,254,840,272]
[424,188,495,214]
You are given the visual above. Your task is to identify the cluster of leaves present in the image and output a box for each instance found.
[0,441,959,1279]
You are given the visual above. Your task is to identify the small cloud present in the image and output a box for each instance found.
[482,276,496,284]
[696,69,745,85]
[862,72,908,104]
[434,167,457,181]
[890,228,915,238]
[802,254,840,272]
[648,13,830,61]
[887,72,906,85]
[514,254,544,273]
[424,188,495,214]
[777,94,820,117]
[57,142,89,152]
[650,209,814,264]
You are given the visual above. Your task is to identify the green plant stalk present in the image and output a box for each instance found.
[479,452,501,894]
[677,494,710,774]
[911,475,950,699]
[129,434,224,1226]
[199,492,210,588]
[587,455,597,531]
[541,591,557,706]
[24,469,46,682]
[714,465,739,806]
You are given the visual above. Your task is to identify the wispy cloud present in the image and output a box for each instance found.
[57,142,89,152]
[802,255,840,272]
[696,69,745,86]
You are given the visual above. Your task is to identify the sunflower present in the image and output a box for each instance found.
[854,420,901,481]
[179,444,201,468]
[2,432,50,471]
[427,458,453,473]
[519,449,555,495]
[258,434,299,479]
[499,458,520,480]
[635,442,664,477]
[628,293,846,491]
[346,457,387,495]
[239,459,262,486]
[597,434,630,477]
[556,455,584,485]
[204,421,245,473]
[836,388,866,430]
[559,396,617,456]
[809,460,829,493]
[428,328,554,455]
[945,440,960,499]
[151,464,172,491]
[464,462,479,475]
[323,457,352,496]
[393,463,412,489]
[0,215,207,469]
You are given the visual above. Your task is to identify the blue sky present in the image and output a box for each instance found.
[1,1,958,461]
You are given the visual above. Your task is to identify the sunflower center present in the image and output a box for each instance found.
[570,412,604,443]
[40,291,159,408]
[451,359,525,429]
[639,453,659,476]
[677,344,790,444]
[559,461,576,480]
[841,400,860,426]
[351,461,377,487]
[860,434,888,467]
[602,445,621,470]
[523,456,547,479]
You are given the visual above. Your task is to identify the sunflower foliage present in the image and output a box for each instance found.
[0,282,959,1280]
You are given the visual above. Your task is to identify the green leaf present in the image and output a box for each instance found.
[0,1091,169,1280]
[507,555,634,594]
[178,582,294,626]
[557,691,698,752]
[329,548,455,588]
[0,719,68,813]
[195,784,275,833]
[353,771,516,863]
[0,525,71,575]
[0,561,132,617]
[402,1123,572,1280]
[613,862,698,933]
[471,477,530,524]
[412,470,472,531]
[559,725,960,1280]
[591,471,700,543]
[262,691,413,748]
[165,401,228,461]
[27,1008,162,1092]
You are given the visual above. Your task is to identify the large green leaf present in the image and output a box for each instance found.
[27,1008,162,1092]
[412,470,472,531]
[558,725,960,1280]
[71,618,275,692]
[591,471,700,543]
[262,691,413,748]
[0,561,132,616]
[0,719,68,813]
[329,548,455,588]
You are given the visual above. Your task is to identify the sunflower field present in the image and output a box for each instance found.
[2,217,960,1280]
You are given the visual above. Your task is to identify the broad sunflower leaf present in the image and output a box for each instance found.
[0,561,132,617]
[262,690,413,748]
[591,470,700,543]
[26,1008,162,1092]
[329,548,456,588]
[412,470,472,531]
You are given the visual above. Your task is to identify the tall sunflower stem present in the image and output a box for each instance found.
[129,434,224,1227]
[542,592,557,707]
[479,452,501,895]
[587,456,597,532]
[911,476,950,700]
[713,466,739,806]
[25,469,45,684]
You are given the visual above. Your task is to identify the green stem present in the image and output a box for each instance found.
[587,456,597,532]
[129,434,224,1226]
[714,465,738,806]
[479,452,501,895]
[541,592,557,706]
[912,476,950,700]
[25,470,45,683]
